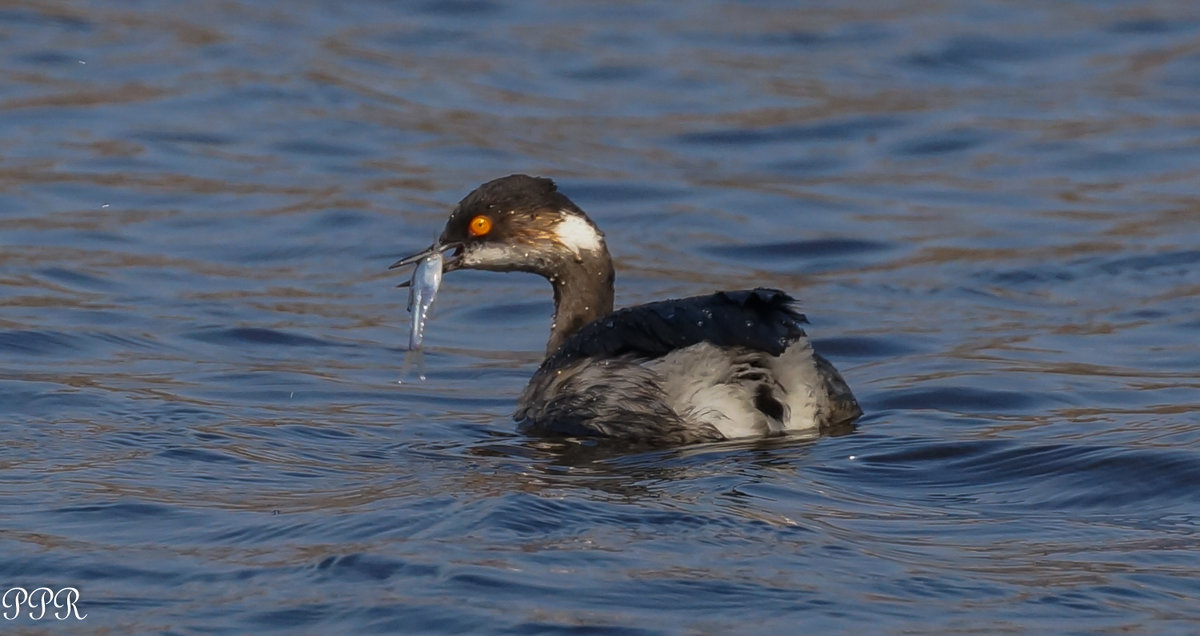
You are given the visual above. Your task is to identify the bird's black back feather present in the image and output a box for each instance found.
[539,288,808,373]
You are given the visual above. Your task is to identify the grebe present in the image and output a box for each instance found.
[391,175,861,445]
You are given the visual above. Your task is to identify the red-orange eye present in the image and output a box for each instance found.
[468,215,493,237]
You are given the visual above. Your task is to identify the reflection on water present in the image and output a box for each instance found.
[3,0,1200,633]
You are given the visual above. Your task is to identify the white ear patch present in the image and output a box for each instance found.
[554,212,604,256]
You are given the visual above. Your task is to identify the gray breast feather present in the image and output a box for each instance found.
[515,356,724,445]
[515,338,861,443]
[649,343,787,439]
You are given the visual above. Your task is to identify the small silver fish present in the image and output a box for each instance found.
[401,250,442,382]
[407,250,443,351]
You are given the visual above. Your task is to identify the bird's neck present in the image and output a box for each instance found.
[546,248,614,356]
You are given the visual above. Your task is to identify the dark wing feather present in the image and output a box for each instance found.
[540,288,808,372]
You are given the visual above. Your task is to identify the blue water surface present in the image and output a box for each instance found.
[2,1,1199,634]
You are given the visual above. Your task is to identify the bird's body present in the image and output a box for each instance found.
[518,288,860,444]
[392,175,860,445]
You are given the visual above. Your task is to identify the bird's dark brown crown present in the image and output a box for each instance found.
[439,174,588,249]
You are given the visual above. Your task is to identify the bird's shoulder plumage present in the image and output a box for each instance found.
[539,287,808,371]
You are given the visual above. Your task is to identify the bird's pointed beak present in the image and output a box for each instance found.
[389,243,441,270]
[389,241,462,287]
